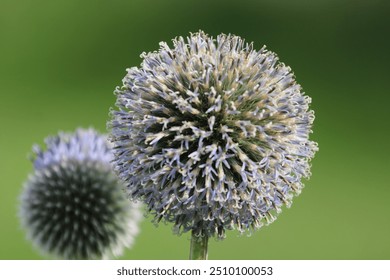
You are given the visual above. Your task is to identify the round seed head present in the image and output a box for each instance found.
[110,31,318,239]
[20,128,142,259]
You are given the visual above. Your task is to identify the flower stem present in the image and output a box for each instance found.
[189,230,208,260]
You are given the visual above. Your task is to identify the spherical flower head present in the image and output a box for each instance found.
[110,31,318,239]
[20,128,143,259]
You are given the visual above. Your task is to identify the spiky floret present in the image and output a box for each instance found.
[110,31,318,239]
[20,128,142,259]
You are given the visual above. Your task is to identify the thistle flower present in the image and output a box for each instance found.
[110,31,318,257]
[20,128,142,259]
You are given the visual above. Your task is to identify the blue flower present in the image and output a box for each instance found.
[109,31,318,239]
[20,128,142,259]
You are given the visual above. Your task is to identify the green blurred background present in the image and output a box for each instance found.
[1,0,389,260]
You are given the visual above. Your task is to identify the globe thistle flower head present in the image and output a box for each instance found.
[110,31,318,239]
[20,128,142,259]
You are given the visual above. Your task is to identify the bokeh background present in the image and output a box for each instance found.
[1,0,389,260]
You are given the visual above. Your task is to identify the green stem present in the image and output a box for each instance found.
[189,230,208,260]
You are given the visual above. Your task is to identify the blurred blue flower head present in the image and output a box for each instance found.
[20,128,142,259]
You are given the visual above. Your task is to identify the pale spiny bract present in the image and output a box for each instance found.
[110,31,318,239]
[20,128,142,259]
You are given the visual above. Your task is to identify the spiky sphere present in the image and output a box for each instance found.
[110,31,318,239]
[20,128,142,259]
